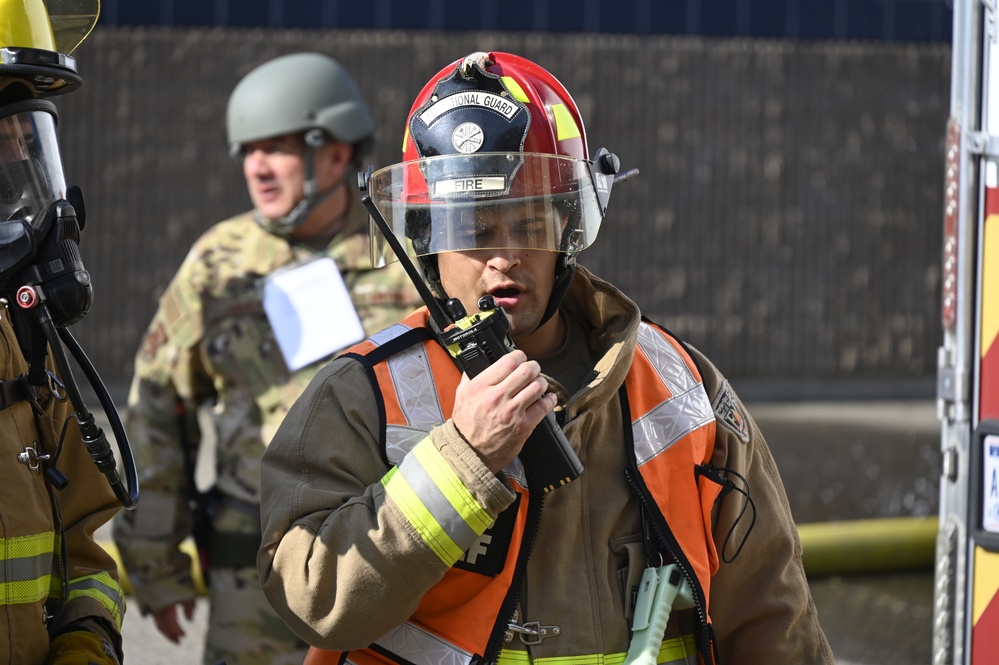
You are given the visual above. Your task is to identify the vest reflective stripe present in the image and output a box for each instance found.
[384,343,446,463]
[374,620,474,665]
[67,572,126,630]
[382,437,493,566]
[631,324,715,464]
[0,532,56,605]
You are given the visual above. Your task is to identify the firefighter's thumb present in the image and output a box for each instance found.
[46,630,120,665]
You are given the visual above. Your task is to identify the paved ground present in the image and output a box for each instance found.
[95,398,940,664]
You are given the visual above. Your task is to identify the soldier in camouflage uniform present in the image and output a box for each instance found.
[112,52,420,665]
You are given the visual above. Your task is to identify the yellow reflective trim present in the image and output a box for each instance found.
[0,531,56,604]
[658,634,697,662]
[402,126,410,154]
[383,467,464,566]
[0,575,51,604]
[495,634,696,665]
[552,103,582,142]
[412,439,492,535]
[502,76,530,103]
[1,532,56,558]
[67,572,126,630]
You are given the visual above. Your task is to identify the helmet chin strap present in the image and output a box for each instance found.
[533,257,576,334]
[252,141,345,237]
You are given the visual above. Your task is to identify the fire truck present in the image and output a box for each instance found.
[934,0,999,662]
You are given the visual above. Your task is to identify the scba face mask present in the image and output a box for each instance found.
[0,100,91,327]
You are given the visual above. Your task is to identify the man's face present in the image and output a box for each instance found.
[0,109,64,224]
[436,204,559,346]
[0,114,31,164]
[241,133,309,221]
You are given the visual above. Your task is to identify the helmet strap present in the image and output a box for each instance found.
[535,257,576,332]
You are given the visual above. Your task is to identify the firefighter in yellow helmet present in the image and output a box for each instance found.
[0,1,128,663]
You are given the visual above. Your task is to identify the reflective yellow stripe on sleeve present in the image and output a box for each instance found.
[67,572,126,630]
[382,437,493,566]
[0,532,56,605]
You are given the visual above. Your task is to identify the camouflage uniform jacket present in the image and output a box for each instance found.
[113,200,421,614]
[1,306,125,664]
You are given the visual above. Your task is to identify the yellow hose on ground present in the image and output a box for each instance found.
[797,516,937,576]
[98,515,939,596]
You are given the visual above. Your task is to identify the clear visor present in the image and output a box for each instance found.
[0,109,66,225]
[369,152,603,266]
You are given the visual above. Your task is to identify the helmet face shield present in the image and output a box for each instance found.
[0,107,65,225]
[368,152,602,266]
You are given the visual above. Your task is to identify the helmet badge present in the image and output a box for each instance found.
[410,58,529,160]
[451,123,484,154]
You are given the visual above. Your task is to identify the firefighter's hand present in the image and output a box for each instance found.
[47,630,120,665]
[152,599,196,643]
[452,350,557,473]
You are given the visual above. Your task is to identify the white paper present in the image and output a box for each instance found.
[984,434,999,533]
[262,258,364,371]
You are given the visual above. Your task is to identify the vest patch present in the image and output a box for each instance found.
[452,497,519,577]
[712,380,750,444]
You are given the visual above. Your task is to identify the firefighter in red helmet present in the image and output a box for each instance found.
[258,51,834,665]
[0,1,127,664]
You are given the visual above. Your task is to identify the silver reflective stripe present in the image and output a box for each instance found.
[632,324,714,465]
[374,621,474,665]
[1,551,52,586]
[636,324,698,395]
[388,347,445,431]
[369,323,413,348]
[500,457,528,488]
[385,343,447,465]
[386,425,432,465]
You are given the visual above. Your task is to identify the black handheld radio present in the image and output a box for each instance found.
[439,294,583,492]
[358,169,583,493]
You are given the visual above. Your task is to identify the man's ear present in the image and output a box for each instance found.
[318,140,355,179]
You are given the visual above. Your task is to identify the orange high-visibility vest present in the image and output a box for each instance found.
[306,309,723,665]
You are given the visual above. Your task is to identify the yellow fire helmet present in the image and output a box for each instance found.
[0,0,100,95]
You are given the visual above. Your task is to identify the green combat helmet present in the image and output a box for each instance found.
[226,52,375,235]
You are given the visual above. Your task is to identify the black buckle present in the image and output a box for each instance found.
[0,376,28,410]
